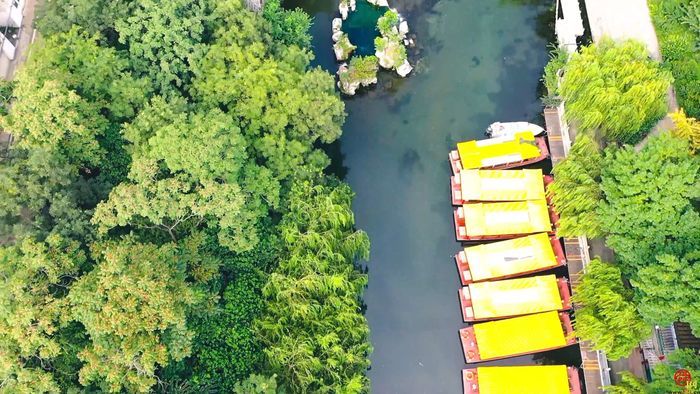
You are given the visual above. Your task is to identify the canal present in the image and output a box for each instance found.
[287,0,582,392]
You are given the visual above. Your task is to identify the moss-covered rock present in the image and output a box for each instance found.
[334,33,357,61]
[337,56,379,95]
[374,10,412,77]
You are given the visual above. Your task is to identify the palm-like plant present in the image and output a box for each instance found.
[256,179,371,393]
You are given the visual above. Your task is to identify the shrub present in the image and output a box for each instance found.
[560,39,672,143]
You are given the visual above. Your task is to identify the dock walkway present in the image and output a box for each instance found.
[545,105,609,394]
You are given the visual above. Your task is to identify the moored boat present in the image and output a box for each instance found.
[462,365,582,394]
[450,169,550,205]
[486,121,546,138]
[448,131,549,175]
[458,274,572,322]
[459,311,576,363]
[454,233,566,286]
[453,200,557,241]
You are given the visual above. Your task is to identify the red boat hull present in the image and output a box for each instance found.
[449,136,550,176]
[458,277,572,322]
[459,312,576,363]
[455,236,566,286]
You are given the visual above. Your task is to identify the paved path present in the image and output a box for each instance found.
[585,0,661,60]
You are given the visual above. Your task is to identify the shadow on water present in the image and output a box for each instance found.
[293,0,582,392]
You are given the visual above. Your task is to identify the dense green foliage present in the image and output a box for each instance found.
[69,240,201,392]
[649,0,700,118]
[0,236,86,392]
[598,134,700,273]
[1,0,372,392]
[608,349,700,393]
[256,180,371,392]
[632,252,700,335]
[548,135,603,237]
[560,39,672,143]
[263,0,312,49]
[572,259,649,360]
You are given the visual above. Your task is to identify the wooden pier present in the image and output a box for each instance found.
[545,105,609,394]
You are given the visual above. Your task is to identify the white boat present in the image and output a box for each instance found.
[486,122,546,138]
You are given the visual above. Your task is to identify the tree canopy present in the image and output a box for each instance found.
[572,259,650,360]
[561,39,672,143]
[1,0,371,392]
[598,133,700,272]
[69,240,200,393]
[548,134,603,237]
[256,180,371,393]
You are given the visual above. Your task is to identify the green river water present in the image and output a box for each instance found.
[286,0,583,392]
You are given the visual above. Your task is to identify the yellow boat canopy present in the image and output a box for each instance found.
[464,233,558,281]
[474,311,566,360]
[463,200,551,236]
[456,131,541,170]
[464,274,563,320]
[477,365,570,394]
[458,169,545,201]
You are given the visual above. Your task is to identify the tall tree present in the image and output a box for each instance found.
[93,98,279,252]
[192,0,345,181]
[561,39,672,143]
[115,0,211,94]
[69,239,200,393]
[632,251,700,335]
[0,236,86,393]
[256,179,371,393]
[572,259,649,360]
[598,133,700,272]
[0,149,92,241]
[36,0,135,37]
[548,134,603,237]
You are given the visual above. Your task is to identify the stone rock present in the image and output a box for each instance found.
[396,60,413,77]
[367,0,389,7]
[339,2,349,19]
[399,21,409,36]
[337,64,360,95]
[350,0,356,11]
[333,34,356,61]
[332,18,343,33]
[332,30,343,42]
[376,39,402,69]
